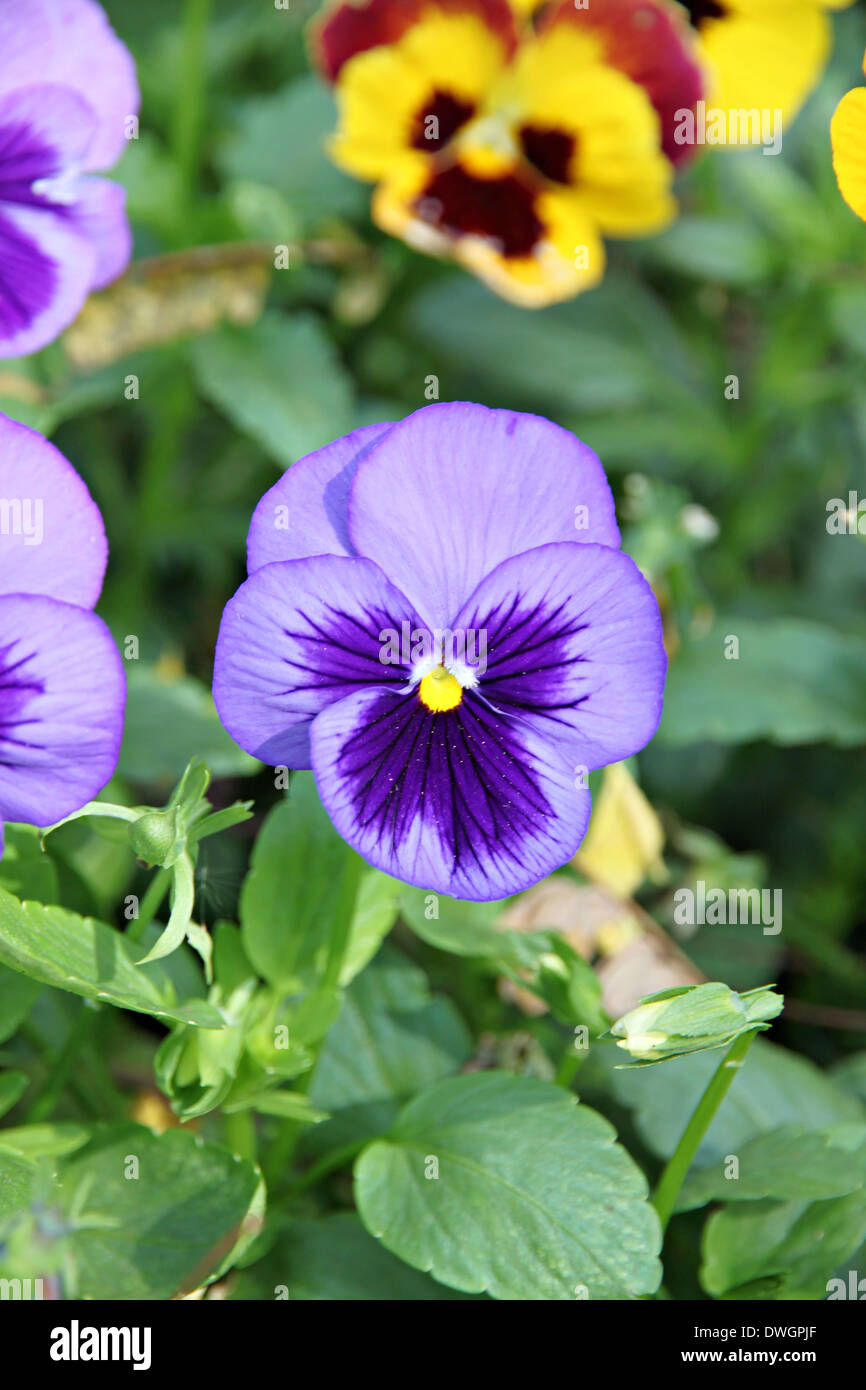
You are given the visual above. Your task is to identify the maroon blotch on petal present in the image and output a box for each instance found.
[312,0,519,83]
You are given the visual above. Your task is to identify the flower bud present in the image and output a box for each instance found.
[610,982,783,1065]
[128,808,181,866]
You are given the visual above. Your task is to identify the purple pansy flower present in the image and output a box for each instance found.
[0,0,138,357]
[214,402,666,901]
[0,412,125,857]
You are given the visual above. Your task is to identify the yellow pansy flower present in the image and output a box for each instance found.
[312,0,849,303]
[679,0,856,126]
[832,49,866,221]
[312,0,700,306]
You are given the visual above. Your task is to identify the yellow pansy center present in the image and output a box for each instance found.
[418,665,463,712]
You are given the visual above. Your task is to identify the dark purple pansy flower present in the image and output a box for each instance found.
[0,413,125,857]
[214,402,666,901]
[0,0,138,357]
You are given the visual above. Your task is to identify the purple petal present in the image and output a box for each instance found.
[0,202,95,357]
[247,422,393,574]
[311,685,591,900]
[348,402,621,629]
[213,553,422,768]
[0,592,125,827]
[0,0,139,173]
[0,84,98,199]
[0,416,107,608]
[65,176,131,290]
[454,541,667,773]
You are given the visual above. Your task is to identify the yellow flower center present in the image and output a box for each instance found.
[418,665,463,712]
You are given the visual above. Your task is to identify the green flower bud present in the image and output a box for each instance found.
[128,808,181,866]
[610,998,672,1060]
[155,980,256,1121]
[610,982,783,1065]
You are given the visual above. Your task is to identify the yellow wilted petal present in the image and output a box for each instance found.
[831,85,866,222]
[63,244,270,371]
[130,1089,187,1134]
[576,762,665,898]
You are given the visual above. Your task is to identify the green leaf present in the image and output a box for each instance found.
[400,886,605,1030]
[660,618,866,746]
[355,1072,661,1300]
[399,887,513,960]
[701,1187,866,1300]
[406,277,657,413]
[119,665,259,783]
[307,951,473,1152]
[0,889,225,1029]
[53,1124,262,1299]
[0,1124,89,1160]
[829,280,866,355]
[240,776,361,992]
[139,856,197,965]
[232,1213,475,1300]
[717,151,838,259]
[246,984,343,1082]
[0,825,59,902]
[212,921,257,994]
[677,1124,866,1210]
[0,1071,28,1119]
[217,78,366,227]
[608,1037,864,1165]
[340,870,401,986]
[643,216,775,286]
[227,1090,327,1123]
[831,1053,866,1107]
[0,963,42,1044]
[0,1146,37,1229]
[192,311,353,469]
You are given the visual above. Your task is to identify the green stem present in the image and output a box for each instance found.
[126,868,171,944]
[25,1006,93,1122]
[113,371,194,631]
[172,0,212,235]
[20,1018,127,1121]
[558,1050,586,1095]
[139,374,194,529]
[223,1108,257,1162]
[651,1029,760,1234]
[19,1019,96,1115]
[284,1139,369,1198]
[556,1034,589,1084]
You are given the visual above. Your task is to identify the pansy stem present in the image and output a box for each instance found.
[115,369,193,631]
[651,1028,760,1234]
[283,1138,370,1198]
[126,868,171,944]
[223,1108,257,1162]
[172,0,212,233]
[555,1043,586,1090]
[25,1005,93,1122]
